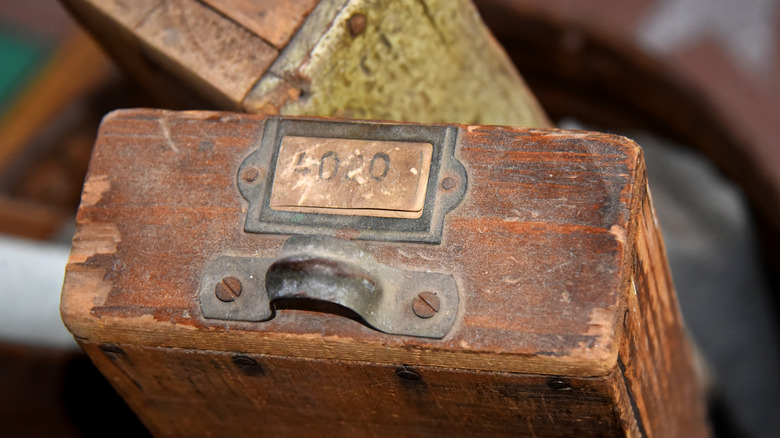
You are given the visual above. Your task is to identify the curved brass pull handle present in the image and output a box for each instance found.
[199,236,459,339]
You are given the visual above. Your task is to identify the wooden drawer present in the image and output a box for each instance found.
[61,109,708,437]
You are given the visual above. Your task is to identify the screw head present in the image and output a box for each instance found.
[215,277,243,302]
[348,13,367,36]
[243,167,260,182]
[441,176,457,190]
[412,291,440,318]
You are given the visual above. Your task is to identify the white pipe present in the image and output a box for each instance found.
[0,235,78,349]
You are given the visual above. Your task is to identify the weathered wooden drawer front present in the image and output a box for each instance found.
[61,109,708,437]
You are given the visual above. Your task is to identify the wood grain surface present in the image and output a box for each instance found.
[202,0,319,49]
[617,186,709,437]
[61,0,278,110]
[61,0,549,127]
[82,342,632,437]
[61,109,706,436]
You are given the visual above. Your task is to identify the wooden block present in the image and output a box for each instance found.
[61,0,278,110]
[202,0,319,49]
[60,0,548,127]
[61,109,708,436]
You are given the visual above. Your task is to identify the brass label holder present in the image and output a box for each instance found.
[237,117,467,244]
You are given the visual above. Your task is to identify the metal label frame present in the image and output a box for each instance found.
[237,117,467,244]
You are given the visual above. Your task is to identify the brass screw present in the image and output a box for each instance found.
[412,291,439,318]
[348,13,367,36]
[215,277,243,302]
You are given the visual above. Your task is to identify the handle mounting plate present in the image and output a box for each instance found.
[198,236,459,339]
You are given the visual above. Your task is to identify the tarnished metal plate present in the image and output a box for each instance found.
[199,236,459,339]
[199,256,275,322]
[237,117,467,243]
[270,136,433,218]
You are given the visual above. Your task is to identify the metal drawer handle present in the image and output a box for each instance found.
[198,236,459,339]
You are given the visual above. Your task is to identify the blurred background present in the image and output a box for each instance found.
[1,0,778,436]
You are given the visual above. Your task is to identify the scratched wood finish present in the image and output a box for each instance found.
[60,0,548,127]
[61,109,707,436]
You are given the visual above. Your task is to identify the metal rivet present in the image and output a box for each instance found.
[395,365,421,381]
[348,13,367,36]
[412,291,440,318]
[215,277,243,302]
[243,167,260,182]
[441,177,457,190]
[547,378,572,390]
